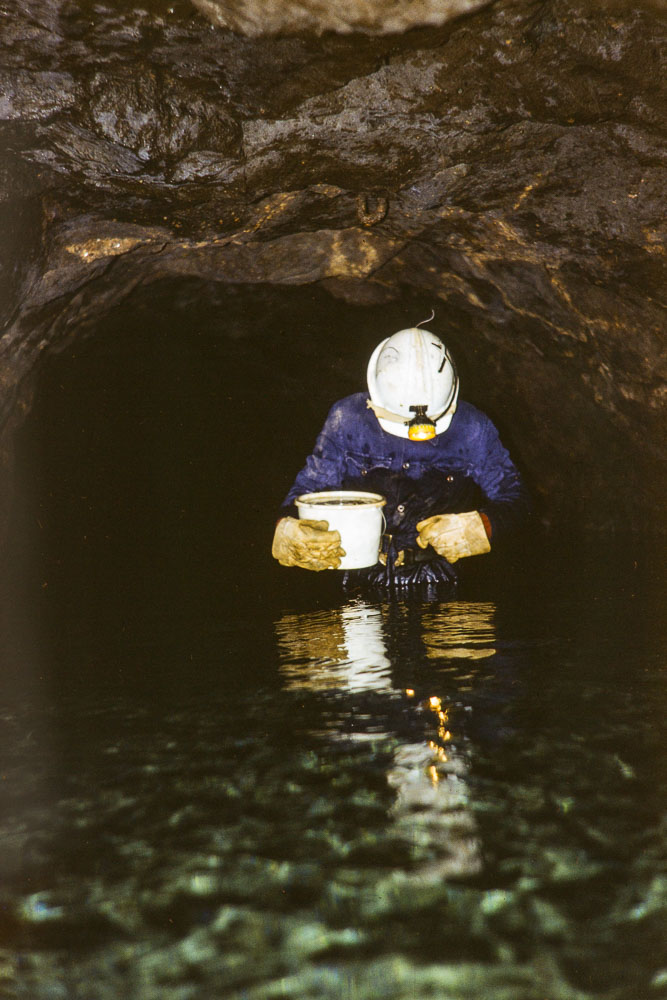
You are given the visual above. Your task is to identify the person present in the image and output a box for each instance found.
[272,323,528,590]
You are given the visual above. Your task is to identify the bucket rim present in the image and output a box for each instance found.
[295,490,386,508]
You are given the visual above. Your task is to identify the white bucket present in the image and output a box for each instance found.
[295,491,386,570]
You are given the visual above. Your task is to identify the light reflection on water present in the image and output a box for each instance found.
[275,599,498,692]
[276,601,392,693]
[1,577,665,1000]
[275,599,501,882]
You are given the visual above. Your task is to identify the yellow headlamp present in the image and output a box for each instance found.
[408,405,437,441]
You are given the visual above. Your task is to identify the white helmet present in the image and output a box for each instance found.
[366,327,459,439]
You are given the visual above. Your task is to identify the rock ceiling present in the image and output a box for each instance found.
[0,0,665,529]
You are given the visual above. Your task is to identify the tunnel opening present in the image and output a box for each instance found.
[3,276,662,683]
[4,282,522,664]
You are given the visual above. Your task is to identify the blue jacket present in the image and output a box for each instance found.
[281,393,527,555]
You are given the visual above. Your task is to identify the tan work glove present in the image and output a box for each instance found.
[416,511,491,563]
[272,517,345,571]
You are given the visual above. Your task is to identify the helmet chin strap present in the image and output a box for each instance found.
[365,399,410,424]
[366,399,452,425]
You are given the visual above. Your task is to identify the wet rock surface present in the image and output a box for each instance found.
[0,0,665,529]
[191,0,494,36]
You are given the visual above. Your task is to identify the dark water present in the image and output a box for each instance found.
[0,294,665,999]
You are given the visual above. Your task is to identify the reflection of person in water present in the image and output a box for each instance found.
[274,598,502,880]
[272,323,528,591]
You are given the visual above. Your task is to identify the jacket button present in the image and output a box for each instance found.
[446,474,454,482]
[397,504,405,514]
[402,462,410,470]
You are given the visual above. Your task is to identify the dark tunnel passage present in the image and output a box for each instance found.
[2,278,662,685]
[5,283,517,667]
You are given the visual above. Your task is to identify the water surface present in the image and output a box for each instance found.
[0,309,664,999]
[1,543,664,1000]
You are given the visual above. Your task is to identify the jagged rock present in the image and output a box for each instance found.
[0,0,665,531]
[190,0,493,36]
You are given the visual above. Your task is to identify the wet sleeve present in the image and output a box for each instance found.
[279,408,346,519]
[474,418,529,541]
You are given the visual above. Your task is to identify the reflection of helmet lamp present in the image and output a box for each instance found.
[408,405,436,441]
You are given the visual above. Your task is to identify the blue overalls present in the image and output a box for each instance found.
[280,393,528,591]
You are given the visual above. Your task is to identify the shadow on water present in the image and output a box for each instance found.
[0,287,665,999]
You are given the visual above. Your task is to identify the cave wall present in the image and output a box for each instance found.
[0,0,665,531]
[191,0,495,36]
